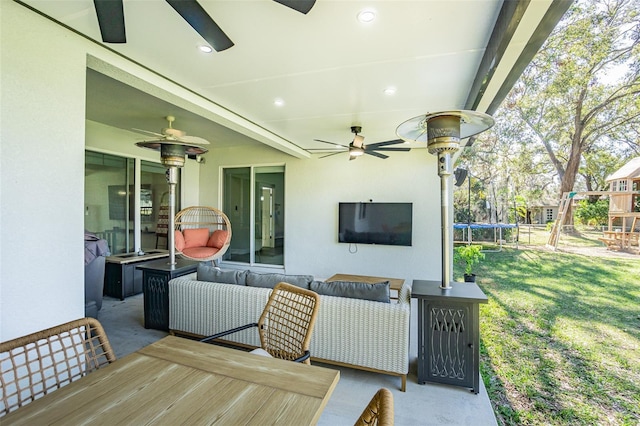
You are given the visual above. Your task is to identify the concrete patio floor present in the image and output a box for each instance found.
[98,293,497,425]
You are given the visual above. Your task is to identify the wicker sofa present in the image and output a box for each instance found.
[168,268,412,391]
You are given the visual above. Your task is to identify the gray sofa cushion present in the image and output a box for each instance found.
[246,272,313,289]
[310,280,390,303]
[197,264,247,285]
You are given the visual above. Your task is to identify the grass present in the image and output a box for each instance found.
[453,232,640,425]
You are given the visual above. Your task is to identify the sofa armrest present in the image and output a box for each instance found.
[397,279,412,306]
[310,293,411,375]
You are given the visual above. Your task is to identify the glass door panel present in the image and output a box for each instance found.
[85,152,134,254]
[140,161,179,251]
[255,166,284,265]
[223,167,251,262]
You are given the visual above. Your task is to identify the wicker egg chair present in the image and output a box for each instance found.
[174,206,232,264]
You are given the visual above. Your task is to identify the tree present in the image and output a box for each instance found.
[507,0,640,198]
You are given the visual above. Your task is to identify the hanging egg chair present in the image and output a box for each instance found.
[174,206,232,264]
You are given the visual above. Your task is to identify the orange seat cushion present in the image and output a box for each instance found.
[174,230,186,251]
[207,230,229,249]
[183,228,210,249]
[182,246,219,259]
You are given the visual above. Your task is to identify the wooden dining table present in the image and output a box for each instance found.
[3,335,340,425]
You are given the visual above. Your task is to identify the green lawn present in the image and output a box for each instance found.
[455,246,640,425]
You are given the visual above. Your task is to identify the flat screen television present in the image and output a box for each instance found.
[338,202,412,246]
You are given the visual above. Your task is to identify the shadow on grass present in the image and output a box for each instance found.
[467,248,640,425]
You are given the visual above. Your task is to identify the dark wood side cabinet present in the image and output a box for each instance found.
[413,279,488,394]
[138,258,199,331]
[104,250,169,300]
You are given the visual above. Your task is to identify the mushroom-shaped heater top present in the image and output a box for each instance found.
[136,141,208,168]
[396,110,495,150]
[396,110,494,289]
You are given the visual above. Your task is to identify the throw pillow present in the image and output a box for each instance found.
[197,264,247,286]
[174,230,185,251]
[246,272,313,289]
[310,280,390,303]
[183,228,209,249]
[207,229,229,249]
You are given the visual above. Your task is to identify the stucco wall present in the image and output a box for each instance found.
[201,145,442,281]
[1,1,88,340]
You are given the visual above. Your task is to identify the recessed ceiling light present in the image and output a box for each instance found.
[274,98,285,107]
[384,87,396,95]
[357,9,376,23]
[198,45,213,53]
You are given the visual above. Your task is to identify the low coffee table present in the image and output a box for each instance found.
[326,273,405,298]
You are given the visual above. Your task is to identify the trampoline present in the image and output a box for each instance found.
[454,223,519,251]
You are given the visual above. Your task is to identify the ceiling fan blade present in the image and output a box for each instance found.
[93,0,126,43]
[165,0,234,52]
[177,135,210,145]
[273,0,316,14]
[373,147,412,152]
[365,139,406,149]
[365,151,389,159]
[313,139,349,149]
[132,128,165,137]
[319,151,344,159]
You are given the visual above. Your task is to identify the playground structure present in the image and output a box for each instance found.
[547,157,640,253]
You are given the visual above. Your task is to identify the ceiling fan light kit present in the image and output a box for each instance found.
[397,110,494,290]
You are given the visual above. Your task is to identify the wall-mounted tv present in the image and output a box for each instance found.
[338,202,413,246]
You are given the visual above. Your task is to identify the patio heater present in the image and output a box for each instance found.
[396,110,494,289]
[136,119,208,266]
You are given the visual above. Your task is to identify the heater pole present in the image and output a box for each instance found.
[167,166,178,266]
[438,152,453,290]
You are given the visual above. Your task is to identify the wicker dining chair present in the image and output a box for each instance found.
[201,282,320,364]
[354,388,394,426]
[174,206,232,264]
[0,317,116,416]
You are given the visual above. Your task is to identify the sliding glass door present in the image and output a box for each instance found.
[223,166,284,266]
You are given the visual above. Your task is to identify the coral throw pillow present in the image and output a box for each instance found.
[183,228,210,249]
[207,230,229,249]
[174,230,185,251]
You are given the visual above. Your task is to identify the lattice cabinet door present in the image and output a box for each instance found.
[413,280,487,394]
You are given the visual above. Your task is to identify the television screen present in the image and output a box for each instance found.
[338,202,412,246]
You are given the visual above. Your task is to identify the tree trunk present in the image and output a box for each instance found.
[559,119,585,226]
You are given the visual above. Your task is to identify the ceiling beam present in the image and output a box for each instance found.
[465,0,574,115]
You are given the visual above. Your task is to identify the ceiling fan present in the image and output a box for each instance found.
[310,126,411,160]
[133,115,210,156]
[93,0,315,51]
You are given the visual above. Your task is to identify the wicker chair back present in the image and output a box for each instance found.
[258,282,320,365]
[0,318,116,416]
[354,388,394,426]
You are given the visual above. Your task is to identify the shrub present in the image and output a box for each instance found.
[575,199,609,226]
